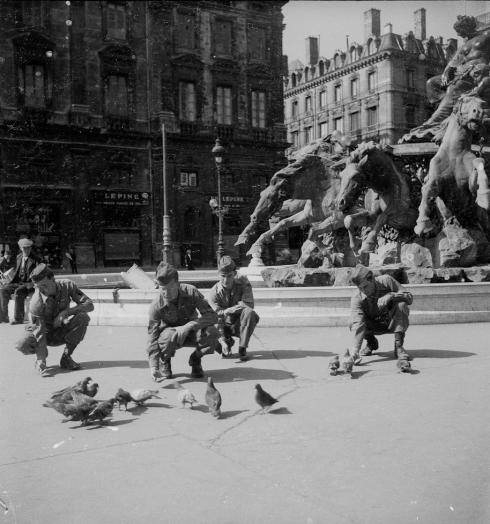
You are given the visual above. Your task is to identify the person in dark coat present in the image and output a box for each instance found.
[184,248,194,270]
[0,238,39,324]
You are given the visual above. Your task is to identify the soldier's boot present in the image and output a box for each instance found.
[394,332,411,361]
[360,334,379,356]
[188,349,204,379]
[60,347,81,370]
[160,357,173,379]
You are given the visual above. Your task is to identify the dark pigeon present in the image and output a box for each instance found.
[205,377,222,418]
[254,384,278,412]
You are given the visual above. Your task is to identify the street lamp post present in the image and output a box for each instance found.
[211,138,226,266]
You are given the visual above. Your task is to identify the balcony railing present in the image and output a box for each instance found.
[215,125,234,140]
[180,121,199,136]
[106,115,130,131]
[252,129,269,142]
[21,106,49,125]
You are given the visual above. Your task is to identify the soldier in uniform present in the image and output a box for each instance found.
[208,256,259,361]
[15,263,94,376]
[349,265,413,367]
[147,263,220,381]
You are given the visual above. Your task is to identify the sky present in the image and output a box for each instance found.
[282,0,490,63]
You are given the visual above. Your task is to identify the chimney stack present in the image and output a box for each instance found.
[383,23,393,35]
[305,36,319,65]
[414,8,426,40]
[364,9,381,40]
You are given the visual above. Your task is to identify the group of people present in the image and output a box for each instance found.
[0,238,80,326]
[8,250,413,379]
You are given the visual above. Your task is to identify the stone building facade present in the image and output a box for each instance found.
[283,8,457,155]
[0,1,288,268]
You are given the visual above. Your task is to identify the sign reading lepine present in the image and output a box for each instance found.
[94,191,150,206]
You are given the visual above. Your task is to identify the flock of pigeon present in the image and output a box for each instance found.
[42,376,279,427]
[328,349,412,376]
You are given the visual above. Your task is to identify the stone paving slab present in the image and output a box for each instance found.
[1,323,490,523]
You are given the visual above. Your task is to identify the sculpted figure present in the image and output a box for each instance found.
[414,94,490,237]
[402,16,490,141]
[235,133,353,264]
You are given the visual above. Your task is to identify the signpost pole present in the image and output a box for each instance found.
[161,123,171,264]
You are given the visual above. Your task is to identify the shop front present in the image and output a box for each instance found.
[92,189,150,267]
[1,186,72,267]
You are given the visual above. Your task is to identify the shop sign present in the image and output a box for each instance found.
[94,191,150,206]
[208,195,247,208]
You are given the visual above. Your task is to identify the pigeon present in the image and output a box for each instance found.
[397,358,412,373]
[87,398,116,424]
[173,382,197,408]
[50,376,93,403]
[43,392,97,425]
[341,350,354,376]
[205,377,222,418]
[85,382,99,398]
[115,388,133,410]
[130,389,161,405]
[328,355,340,376]
[254,384,278,412]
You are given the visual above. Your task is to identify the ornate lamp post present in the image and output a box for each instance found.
[211,138,226,266]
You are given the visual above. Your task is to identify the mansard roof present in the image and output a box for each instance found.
[285,25,451,90]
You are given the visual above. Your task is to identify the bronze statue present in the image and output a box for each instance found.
[401,15,490,142]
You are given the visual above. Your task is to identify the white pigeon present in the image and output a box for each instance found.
[173,382,197,408]
[129,389,161,405]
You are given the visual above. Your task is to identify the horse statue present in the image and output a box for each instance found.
[414,94,490,237]
[336,142,419,255]
[235,134,353,263]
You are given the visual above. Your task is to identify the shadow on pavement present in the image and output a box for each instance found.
[370,349,475,363]
[220,409,249,419]
[351,370,371,379]
[127,402,172,415]
[194,367,295,383]
[84,418,138,429]
[80,359,148,370]
[268,407,292,415]
[250,350,337,360]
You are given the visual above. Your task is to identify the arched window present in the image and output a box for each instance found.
[367,38,374,55]
[291,73,297,87]
[304,66,309,82]
[319,61,325,76]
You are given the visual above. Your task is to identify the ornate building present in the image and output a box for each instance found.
[0,1,288,268]
[283,8,457,155]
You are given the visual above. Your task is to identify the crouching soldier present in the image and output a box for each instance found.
[147,263,220,381]
[349,265,413,366]
[208,256,259,361]
[15,263,93,376]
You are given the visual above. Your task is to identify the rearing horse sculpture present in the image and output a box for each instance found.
[235,135,351,259]
[414,94,490,237]
[336,142,418,255]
